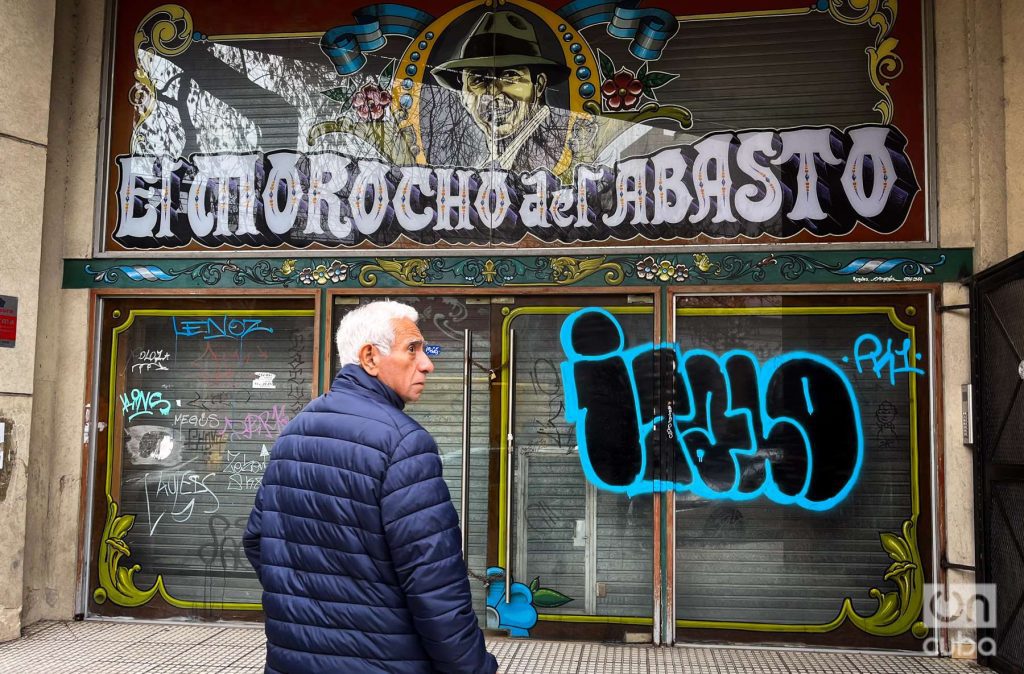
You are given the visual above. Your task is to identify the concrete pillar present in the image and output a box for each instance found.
[0,0,57,642]
[935,0,1014,659]
[1005,0,1024,257]
[21,0,102,627]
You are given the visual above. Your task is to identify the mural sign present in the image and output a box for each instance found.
[105,0,927,252]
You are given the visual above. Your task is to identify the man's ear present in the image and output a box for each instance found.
[358,343,379,375]
[534,71,548,102]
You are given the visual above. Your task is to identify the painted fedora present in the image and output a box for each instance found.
[432,10,570,89]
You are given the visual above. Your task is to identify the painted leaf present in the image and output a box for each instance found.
[642,85,655,99]
[379,60,396,88]
[883,560,916,581]
[532,588,574,608]
[529,577,540,593]
[642,71,678,89]
[598,50,615,80]
[321,87,352,105]
[111,514,135,540]
[873,591,901,626]
[637,61,649,80]
[880,532,911,562]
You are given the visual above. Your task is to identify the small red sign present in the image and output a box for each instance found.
[0,296,18,348]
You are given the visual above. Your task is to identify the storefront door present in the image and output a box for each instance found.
[498,296,658,641]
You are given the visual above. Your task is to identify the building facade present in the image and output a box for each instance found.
[1,0,1022,661]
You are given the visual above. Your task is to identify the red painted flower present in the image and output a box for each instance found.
[601,70,644,111]
[352,82,392,121]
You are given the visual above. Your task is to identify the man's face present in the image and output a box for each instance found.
[461,66,547,140]
[374,318,435,403]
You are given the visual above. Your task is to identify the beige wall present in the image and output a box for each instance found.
[1005,1,1024,258]
[933,0,1024,658]
[20,0,102,629]
[0,0,56,643]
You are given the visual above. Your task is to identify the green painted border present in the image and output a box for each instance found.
[63,249,971,290]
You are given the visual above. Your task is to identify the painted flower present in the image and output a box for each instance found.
[327,260,347,283]
[280,259,296,276]
[601,70,643,111]
[352,82,392,121]
[485,567,538,638]
[312,264,330,285]
[673,264,689,282]
[298,267,314,285]
[656,260,675,282]
[636,256,658,280]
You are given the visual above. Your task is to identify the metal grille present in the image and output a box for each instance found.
[991,483,1024,664]
[982,279,1024,465]
[115,312,315,609]
[973,252,1024,673]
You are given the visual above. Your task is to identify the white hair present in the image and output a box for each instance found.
[336,300,419,367]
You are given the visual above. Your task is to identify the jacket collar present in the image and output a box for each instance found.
[332,363,406,410]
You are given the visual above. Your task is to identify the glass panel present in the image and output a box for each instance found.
[510,308,654,619]
[331,296,492,617]
[113,310,315,607]
[673,305,916,625]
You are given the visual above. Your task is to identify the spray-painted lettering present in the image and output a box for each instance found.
[218,406,290,442]
[559,308,864,511]
[171,316,274,341]
[120,389,172,421]
[223,445,269,492]
[846,333,925,385]
[143,466,220,534]
[173,412,221,428]
[130,348,171,373]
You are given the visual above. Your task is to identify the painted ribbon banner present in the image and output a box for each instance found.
[106,0,927,251]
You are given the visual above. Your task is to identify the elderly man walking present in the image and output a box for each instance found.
[244,300,498,674]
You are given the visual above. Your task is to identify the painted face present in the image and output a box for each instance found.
[374,318,435,403]
[461,66,547,140]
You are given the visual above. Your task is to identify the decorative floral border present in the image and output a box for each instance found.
[68,250,969,290]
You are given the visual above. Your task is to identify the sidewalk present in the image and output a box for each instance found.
[0,620,993,673]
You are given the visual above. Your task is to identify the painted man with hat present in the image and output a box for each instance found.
[433,10,573,173]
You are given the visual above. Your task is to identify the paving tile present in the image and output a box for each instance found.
[141,624,226,644]
[167,644,257,667]
[0,622,998,673]
[202,627,265,647]
[225,644,267,668]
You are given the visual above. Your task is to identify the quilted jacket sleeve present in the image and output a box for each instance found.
[381,428,498,674]
[242,485,264,577]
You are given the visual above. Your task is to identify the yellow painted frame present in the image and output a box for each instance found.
[671,304,927,637]
[94,308,314,611]
[498,304,655,626]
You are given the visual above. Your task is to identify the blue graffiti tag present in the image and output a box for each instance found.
[845,334,925,385]
[559,308,865,511]
[120,388,172,421]
[171,316,274,341]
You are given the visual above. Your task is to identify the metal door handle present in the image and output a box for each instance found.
[460,329,472,557]
[505,328,516,600]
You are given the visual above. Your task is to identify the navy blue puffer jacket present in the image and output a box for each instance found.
[243,364,497,674]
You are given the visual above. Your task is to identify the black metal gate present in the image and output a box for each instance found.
[973,250,1024,672]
